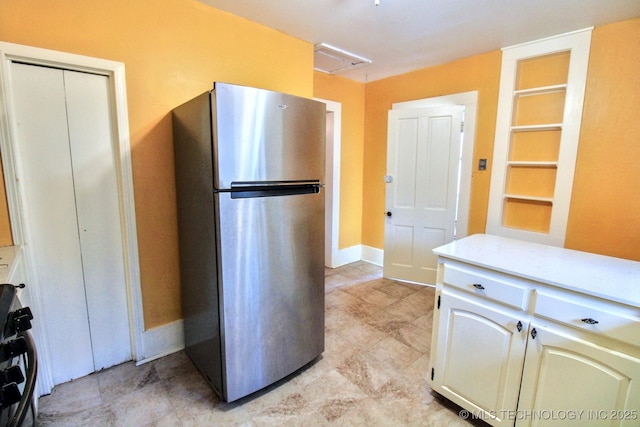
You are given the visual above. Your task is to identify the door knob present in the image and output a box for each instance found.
[385,211,392,217]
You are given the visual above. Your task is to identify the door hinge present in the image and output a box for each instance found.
[460,121,464,132]
[437,295,441,309]
[431,367,435,381]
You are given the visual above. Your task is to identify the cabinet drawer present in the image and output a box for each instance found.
[443,263,530,310]
[534,291,640,347]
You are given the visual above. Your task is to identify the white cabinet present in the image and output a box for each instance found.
[429,234,640,427]
[518,324,640,427]
[431,292,528,427]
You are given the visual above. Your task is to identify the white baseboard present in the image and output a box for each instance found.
[136,319,185,365]
[330,244,362,267]
[329,244,384,268]
[361,245,384,266]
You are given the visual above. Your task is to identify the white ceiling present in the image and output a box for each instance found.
[197,0,640,83]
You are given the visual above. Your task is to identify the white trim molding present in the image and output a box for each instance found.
[0,41,144,395]
[136,320,185,365]
[361,245,384,267]
[332,245,362,268]
[325,244,384,268]
[314,98,343,268]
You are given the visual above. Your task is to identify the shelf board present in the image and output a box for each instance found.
[511,124,563,132]
[507,161,558,167]
[504,194,554,203]
[514,84,567,96]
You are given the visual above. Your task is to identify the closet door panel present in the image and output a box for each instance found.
[64,70,131,370]
[10,62,94,383]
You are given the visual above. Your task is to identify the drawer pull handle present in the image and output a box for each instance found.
[581,318,599,325]
[472,283,485,290]
[516,321,523,332]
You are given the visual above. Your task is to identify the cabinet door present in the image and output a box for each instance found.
[431,291,528,427]
[518,324,640,427]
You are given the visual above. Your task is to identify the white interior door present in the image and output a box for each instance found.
[10,62,131,384]
[383,106,463,284]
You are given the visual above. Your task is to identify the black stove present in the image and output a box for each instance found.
[0,284,36,427]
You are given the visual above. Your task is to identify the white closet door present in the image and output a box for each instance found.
[64,70,131,370]
[10,62,131,384]
[11,63,94,382]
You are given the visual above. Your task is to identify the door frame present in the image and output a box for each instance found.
[314,98,341,268]
[391,91,478,240]
[0,42,144,395]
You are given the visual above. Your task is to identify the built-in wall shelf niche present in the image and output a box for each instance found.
[487,28,592,247]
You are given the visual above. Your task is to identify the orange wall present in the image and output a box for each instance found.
[565,17,640,260]
[313,72,366,249]
[358,17,640,261]
[362,51,502,249]
[0,0,314,328]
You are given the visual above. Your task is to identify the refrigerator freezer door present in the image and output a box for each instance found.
[212,83,326,189]
[216,189,325,402]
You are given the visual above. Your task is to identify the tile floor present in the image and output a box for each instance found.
[36,261,475,426]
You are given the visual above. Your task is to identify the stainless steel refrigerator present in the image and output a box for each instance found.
[172,82,325,402]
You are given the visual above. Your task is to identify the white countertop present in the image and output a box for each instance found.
[434,234,640,308]
[0,245,21,284]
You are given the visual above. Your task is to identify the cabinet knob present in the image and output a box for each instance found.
[472,283,485,290]
[516,321,523,332]
[581,318,599,325]
[531,328,537,339]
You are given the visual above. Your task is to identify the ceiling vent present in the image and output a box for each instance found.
[314,43,372,74]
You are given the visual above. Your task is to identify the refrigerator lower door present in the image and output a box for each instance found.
[216,189,325,402]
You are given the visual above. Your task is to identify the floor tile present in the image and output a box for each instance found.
[37,262,474,426]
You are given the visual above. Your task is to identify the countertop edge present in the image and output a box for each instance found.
[0,245,22,284]
[434,234,640,308]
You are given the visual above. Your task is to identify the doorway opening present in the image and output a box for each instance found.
[0,42,143,396]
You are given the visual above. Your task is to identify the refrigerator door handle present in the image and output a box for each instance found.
[217,180,322,199]
[230,180,321,188]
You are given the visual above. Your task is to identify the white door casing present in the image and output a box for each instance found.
[315,98,342,268]
[384,105,463,284]
[0,42,143,395]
